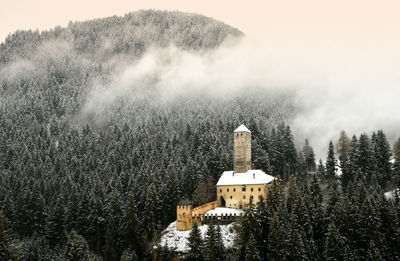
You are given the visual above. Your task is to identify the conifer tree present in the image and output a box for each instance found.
[326,141,337,181]
[204,222,216,261]
[337,131,351,189]
[267,214,285,260]
[316,159,326,178]
[0,212,19,261]
[325,222,348,261]
[358,133,377,180]
[394,138,400,175]
[245,233,261,261]
[296,152,308,184]
[302,139,316,172]
[214,225,226,261]
[372,130,392,188]
[122,189,141,258]
[65,230,97,261]
[284,214,306,261]
[187,222,204,261]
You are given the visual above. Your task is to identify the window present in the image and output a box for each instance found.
[230,196,233,199]
[220,189,222,193]
[242,185,246,192]
[258,188,261,192]
[243,195,246,199]
[227,188,229,192]
[250,195,254,200]
[251,188,254,192]
[233,188,236,192]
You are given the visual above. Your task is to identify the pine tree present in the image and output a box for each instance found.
[372,130,392,188]
[187,223,204,261]
[296,152,308,184]
[122,189,141,258]
[325,222,348,261]
[0,212,19,261]
[394,138,400,175]
[326,141,337,181]
[284,214,306,261]
[45,198,66,246]
[337,131,351,189]
[65,230,97,261]
[302,139,316,172]
[245,233,261,261]
[316,159,326,178]
[204,222,216,261]
[267,214,285,260]
[348,135,360,181]
[121,248,138,261]
[358,133,377,181]
[214,225,226,261]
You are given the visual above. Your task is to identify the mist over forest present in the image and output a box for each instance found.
[1,9,400,261]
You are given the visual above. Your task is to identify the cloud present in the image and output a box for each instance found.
[81,37,400,157]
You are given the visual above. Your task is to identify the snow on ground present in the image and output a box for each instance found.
[204,207,243,216]
[159,221,237,253]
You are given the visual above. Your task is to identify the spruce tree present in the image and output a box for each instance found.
[187,222,204,261]
[326,141,337,181]
[267,214,285,260]
[204,222,216,261]
[372,130,392,188]
[337,131,351,189]
[316,159,326,178]
[0,212,19,261]
[214,225,226,261]
[394,138,400,175]
[245,233,261,261]
[357,133,377,181]
[284,214,306,261]
[302,139,316,172]
[325,222,348,261]
[65,230,97,261]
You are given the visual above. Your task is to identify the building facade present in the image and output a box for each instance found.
[176,124,275,231]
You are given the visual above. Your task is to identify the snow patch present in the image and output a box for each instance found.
[385,189,398,199]
[204,207,243,216]
[158,221,237,253]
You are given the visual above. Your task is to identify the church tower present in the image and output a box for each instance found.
[233,124,251,173]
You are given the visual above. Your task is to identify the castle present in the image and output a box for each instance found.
[176,124,275,231]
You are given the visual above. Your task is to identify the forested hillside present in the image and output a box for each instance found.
[1,9,400,261]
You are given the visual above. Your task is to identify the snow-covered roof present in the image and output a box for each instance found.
[204,207,243,216]
[233,124,251,133]
[216,169,275,186]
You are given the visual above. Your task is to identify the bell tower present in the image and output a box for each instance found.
[233,124,251,173]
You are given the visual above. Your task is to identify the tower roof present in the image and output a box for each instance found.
[234,124,251,133]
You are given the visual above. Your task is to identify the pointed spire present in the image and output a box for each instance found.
[234,124,251,133]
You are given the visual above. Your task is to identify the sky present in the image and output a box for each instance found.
[1,0,400,49]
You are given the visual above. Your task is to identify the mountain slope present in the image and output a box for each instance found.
[0,9,242,65]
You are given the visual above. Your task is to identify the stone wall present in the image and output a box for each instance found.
[176,201,218,231]
[217,184,270,209]
[234,131,251,173]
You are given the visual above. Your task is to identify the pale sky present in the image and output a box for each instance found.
[1,0,400,49]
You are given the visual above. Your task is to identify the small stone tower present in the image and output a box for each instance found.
[176,205,193,231]
[234,124,251,173]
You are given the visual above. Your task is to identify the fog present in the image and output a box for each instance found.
[81,37,400,158]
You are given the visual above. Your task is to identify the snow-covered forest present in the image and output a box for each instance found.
[1,9,400,261]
